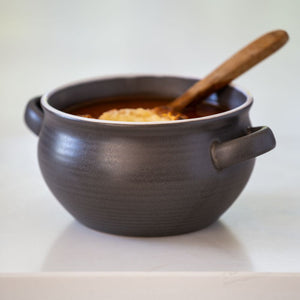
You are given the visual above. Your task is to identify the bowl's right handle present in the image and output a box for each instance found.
[24,96,44,136]
[211,126,276,170]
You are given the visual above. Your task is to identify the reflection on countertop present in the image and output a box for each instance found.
[42,220,252,271]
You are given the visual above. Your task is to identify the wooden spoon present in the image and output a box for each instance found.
[154,29,289,117]
[100,30,288,121]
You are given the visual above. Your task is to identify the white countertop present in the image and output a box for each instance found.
[1,0,300,298]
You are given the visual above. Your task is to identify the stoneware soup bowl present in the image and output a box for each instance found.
[24,75,276,237]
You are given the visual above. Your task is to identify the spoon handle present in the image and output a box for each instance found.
[169,30,289,112]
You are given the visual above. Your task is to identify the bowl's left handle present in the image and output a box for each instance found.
[24,96,44,136]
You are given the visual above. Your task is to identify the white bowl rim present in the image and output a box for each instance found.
[41,74,253,126]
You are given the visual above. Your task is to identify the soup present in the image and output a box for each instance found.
[65,94,228,120]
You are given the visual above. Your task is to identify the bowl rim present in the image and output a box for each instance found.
[41,74,253,126]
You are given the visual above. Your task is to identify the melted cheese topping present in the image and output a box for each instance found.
[99,108,178,122]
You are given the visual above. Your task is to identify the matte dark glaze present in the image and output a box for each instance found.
[24,76,276,236]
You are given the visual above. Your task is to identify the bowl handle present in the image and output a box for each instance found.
[24,96,44,136]
[211,126,276,170]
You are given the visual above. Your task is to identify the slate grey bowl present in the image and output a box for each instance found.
[24,75,276,237]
